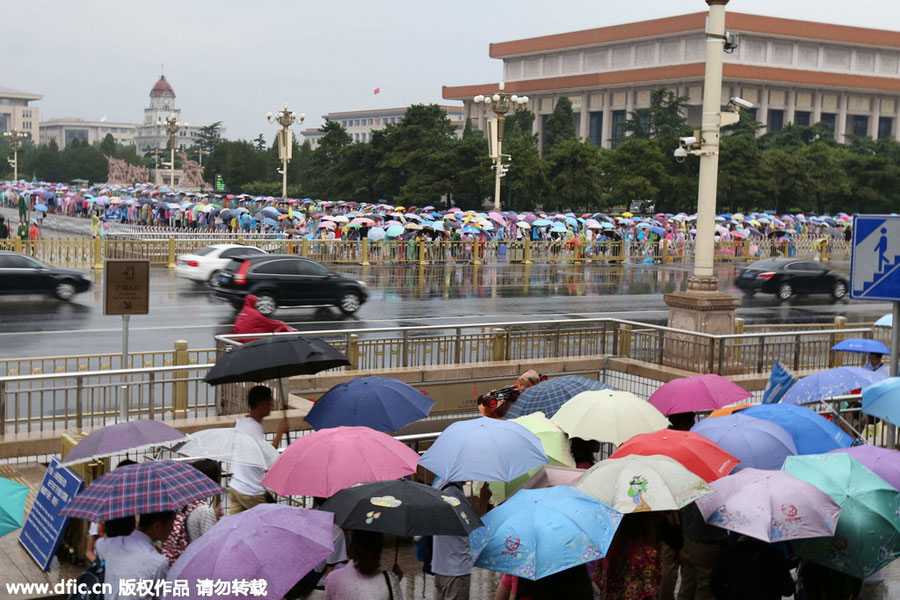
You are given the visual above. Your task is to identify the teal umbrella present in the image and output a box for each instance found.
[0,477,29,538]
[783,453,900,578]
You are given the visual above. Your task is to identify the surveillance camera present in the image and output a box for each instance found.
[731,97,754,110]
[674,147,688,159]
[679,136,698,147]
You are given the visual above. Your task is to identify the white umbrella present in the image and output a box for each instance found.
[172,428,279,468]
[577,454,712,514]
[550,390,670,445]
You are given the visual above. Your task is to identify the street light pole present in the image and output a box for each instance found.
[473,84,529,211]
[4,129,29,182]
[267,104,305,199]
[157,117,187,189]
[197,148,209,167]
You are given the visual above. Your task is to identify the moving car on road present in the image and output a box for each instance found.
[213,255,368,315]
[175,244,267,286]
[0,250,92,300]
[735,258,848,300]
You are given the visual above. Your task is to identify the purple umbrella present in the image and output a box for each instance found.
[696,468,841,543]
[167,504,334,600]
[691,413,797,471]
[648,374,751,415]
[829,445,900,490]
[59,420,186,466]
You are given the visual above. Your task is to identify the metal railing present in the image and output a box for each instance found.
[2,235,849,268]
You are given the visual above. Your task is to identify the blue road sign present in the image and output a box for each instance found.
[851,215,900,301]
[18,458,84,570]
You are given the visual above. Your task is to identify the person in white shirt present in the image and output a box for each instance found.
[228,386,289,514]
[863,352,890,375]
[96,511,176,600]
[324,530,402,600]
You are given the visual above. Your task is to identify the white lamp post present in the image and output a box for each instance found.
[157,117,187,188]
[267,104,305,199]
[3,129,29,182]
[472,83,529,211]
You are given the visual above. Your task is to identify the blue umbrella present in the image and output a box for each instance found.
[261,217,279,228]
[875,314,892,328]
[741,404,854,455]
[367,226,386,241]
[0,477,28,538]
[862,377,900,426]
[471,486,622,580]
[419,417,548,483]
[781,367,887,406]
[649,226,666,236]
[385,225,404,238]
[691,413,797,471]
[550,223,568,233]
[831,339,891,354]
[305,376,435,432]
[33,203,48,212]
[532,219,552,226]
[505,375,614,419]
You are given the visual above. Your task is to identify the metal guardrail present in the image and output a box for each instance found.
[0,344,216,378]
[1,235,849,268]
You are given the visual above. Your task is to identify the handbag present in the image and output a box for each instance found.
[382,571,394,600]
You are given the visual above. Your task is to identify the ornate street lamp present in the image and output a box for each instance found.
[3,129,30,182]
[267,104,305,199]
[156,116,188,188]
[472,83,529,211]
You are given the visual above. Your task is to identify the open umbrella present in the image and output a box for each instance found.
[504,375,614,419]
[831,339,891,354]
[647,375,751,415]
[577,454,712,514]
[204,336,348,386]
[367,226,386,241]
[261,426,419,498]
[610,430,739,482]
[519,466,586,492]
[829,445,900,490]
[784,453,900,578]
[471,486,622,580]
[171,428,279,468]
[862,377,900,426]
[166,505,334,600]
[781,367,887,405]
[550,390,669,446]
[0,477,29,538]
[487,412,575,502]
[419,417,548,483]
[61,460,224,521]
[321,479,482,537]
[304,376,434,432]
[741,404,854,455]
[59,420,186,467]
[874,314,892,328]
[696,468,840,543]
[691,413,797,471]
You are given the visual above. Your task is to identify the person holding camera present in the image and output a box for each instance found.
[477,370,542,419]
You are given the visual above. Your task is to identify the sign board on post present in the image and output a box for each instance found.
[851,214,899,449]
[19,458,84,571]
[104,259,150,315]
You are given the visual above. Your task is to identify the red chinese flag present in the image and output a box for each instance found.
[373,87,380,95]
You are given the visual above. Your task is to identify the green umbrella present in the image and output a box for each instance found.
[0,477,29,538]
[783,453,900,578]
[487,412,575,502]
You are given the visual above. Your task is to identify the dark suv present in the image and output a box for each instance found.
[213,255,368,315]
[0,250,92,300]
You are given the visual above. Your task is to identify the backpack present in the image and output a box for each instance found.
[67,559,105,600]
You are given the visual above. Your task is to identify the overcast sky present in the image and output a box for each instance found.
[3,0,896,142]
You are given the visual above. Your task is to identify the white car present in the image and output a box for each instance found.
[175,244,268,286]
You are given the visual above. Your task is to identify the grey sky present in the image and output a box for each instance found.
[3,0,896,142]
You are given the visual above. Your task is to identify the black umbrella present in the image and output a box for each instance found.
[204,335,349,386]
[321,480,482,537]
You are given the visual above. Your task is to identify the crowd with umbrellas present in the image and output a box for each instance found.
[3,331,900,599]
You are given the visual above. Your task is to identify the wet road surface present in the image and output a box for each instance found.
[0,260,886,358]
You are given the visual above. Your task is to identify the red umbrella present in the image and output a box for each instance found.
[647,375,751,416]
[610,430,739,482]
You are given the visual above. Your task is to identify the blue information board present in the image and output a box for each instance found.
[103,208,123,221]
[18,457,84,571]
[850,215,900,301]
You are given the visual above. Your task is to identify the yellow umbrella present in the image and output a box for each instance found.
[621,211,634,218]
[550,390,669,446]
[487,412,575,502]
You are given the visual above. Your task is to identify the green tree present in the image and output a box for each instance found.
[601,138,670,210]
[196,121,223,152]
[622,89,692,141]
[501,133,546,211]
[545,138,604,211]
[502,110,536,140]
[203,140,266,191]
[253,134,267,152]
[542,96,576,153]
[99,134,117,157]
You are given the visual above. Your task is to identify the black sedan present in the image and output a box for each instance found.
[0,250,92,300]
[213,255,368,315]
[735,258,848,300]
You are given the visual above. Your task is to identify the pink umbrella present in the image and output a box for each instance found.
[696,468,840,542]
[351,217,375,226]
[648,374,751,415]
[520,465,586,491]
[261,426,419,497]
[489,211,507,226]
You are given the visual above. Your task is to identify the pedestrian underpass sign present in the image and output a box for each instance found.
[851,215,900,301]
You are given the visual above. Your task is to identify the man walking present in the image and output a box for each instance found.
[227,386,289,514]
[432,480,474,600]
[96,510,176,600]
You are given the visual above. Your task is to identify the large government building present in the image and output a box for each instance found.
[0,87,41,141]
[443,12,900,148]
[134,75,202,153]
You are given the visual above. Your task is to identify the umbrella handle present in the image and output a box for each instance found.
[277,378,292,446]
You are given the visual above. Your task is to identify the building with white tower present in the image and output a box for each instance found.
[135,75,201,153]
